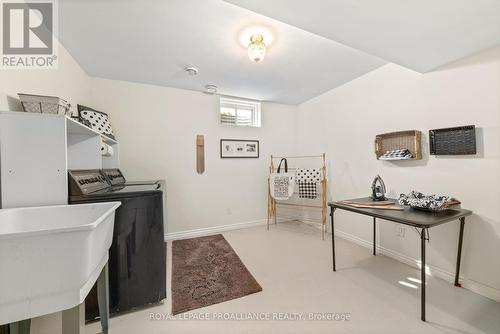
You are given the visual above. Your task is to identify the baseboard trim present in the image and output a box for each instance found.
[276,215,325,229]
[164,217,289,241]
[164,216,500,303]
[334,229,500,303]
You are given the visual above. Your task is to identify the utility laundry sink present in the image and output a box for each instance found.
[0,202,121,326]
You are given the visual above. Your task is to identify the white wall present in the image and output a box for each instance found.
[0,41,93,332]
[0,42,91,113]
[296,46,500,300]
[89,78,297,236]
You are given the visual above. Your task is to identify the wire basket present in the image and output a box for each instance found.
[18,93,71,116]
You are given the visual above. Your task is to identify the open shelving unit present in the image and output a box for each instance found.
[66,116,117,145]
[0,111,119,208]
[66,115,119,170]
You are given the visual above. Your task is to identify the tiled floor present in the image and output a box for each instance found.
[32,221,500,334]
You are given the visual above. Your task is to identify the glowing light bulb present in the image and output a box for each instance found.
[248,34,266,63]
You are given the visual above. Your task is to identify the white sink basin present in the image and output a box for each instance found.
[0,202,121,325]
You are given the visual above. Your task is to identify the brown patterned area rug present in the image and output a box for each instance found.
[171,234,262,315]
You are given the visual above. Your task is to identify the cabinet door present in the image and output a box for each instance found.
[0,113,67,208]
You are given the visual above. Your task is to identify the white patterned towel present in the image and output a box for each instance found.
[296,168,323,183]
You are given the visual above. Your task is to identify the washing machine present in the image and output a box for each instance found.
[68,170,166,321]
[101,168,161,187]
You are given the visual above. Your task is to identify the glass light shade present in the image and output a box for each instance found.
[248,34,266,62]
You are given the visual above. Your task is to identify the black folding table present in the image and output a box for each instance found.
[329,198,472,321]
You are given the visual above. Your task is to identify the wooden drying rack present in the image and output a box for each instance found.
[267,153,328,239]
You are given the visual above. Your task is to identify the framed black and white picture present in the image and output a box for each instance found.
[220,139,260,158]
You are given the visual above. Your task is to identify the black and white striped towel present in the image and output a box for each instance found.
[379,149,413,160]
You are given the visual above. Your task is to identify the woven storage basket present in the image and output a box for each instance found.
[18,93,71,116]
[411,199,461,212]
[375,130,422,160]
[399,191,461,212]
[429,125,476,155]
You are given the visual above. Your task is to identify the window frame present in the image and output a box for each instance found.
[219,97,261,128]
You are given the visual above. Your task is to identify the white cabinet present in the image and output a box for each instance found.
[0,111,119,208]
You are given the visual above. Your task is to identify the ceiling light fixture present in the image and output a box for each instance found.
[204,84,218,95]
[248,34,266,63]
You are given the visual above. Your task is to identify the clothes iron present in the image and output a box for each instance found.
[370,175,387,201]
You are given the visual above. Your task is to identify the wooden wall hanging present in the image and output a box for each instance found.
[196,135,205,174]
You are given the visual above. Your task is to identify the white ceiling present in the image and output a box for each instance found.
[59,1,500,104]
[225,0,500,73]
[58,0,385,104]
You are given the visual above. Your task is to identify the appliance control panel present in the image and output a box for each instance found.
[68,170,110,195]
[102,168,126,186]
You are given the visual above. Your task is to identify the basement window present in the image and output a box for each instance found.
[219,97,261,127]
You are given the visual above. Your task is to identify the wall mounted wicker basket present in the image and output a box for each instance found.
[374,130,422,160]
